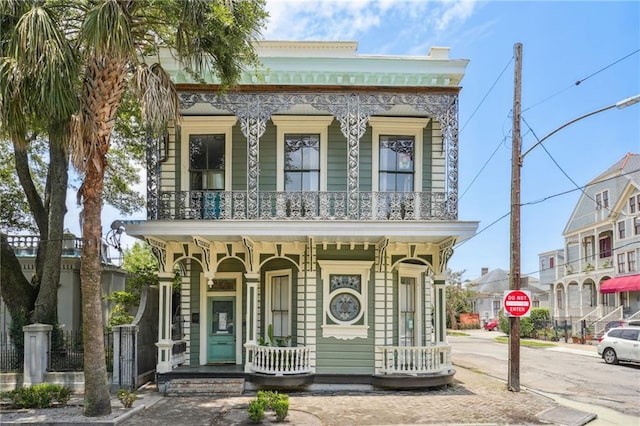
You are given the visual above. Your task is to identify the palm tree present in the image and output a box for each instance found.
[4,0,267,416]
[73,0,266,416]
[0,1,79,333]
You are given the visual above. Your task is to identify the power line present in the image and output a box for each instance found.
[460,56,513,134]
[522,48,640,113]
[459,134,508,201]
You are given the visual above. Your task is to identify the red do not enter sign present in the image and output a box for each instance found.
[503,290,532,317]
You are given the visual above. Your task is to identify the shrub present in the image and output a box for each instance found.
[117,389,137,408]
[4,384,71,408]
[250,391,289,422]
[248,399,265,423]
[272,396,289,421]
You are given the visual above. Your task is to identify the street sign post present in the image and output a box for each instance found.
[503,290,532,317]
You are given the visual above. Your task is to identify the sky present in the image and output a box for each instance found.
[72,1,640,281]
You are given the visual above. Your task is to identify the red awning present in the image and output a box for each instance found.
[600,275,640,293]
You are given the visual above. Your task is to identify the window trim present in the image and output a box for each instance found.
[318,260,373,340]
[264,269,292,343]
[370,117,429,192]
[180,116,237,192]
[272,116,333,192]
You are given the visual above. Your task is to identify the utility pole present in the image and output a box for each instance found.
[508,42,522,392]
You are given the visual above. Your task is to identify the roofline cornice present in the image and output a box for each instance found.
[175,84,462,94]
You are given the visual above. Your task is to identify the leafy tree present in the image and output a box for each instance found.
[445,269,477,329]
[2,0,267,416]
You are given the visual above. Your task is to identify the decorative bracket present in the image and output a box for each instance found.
[242,236,257,273]
[376,237,390,272]
[438,237,456,275]
[145,236,168,273]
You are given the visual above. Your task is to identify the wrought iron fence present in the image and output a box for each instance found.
[157,190,453,221]
[48,330,113,372]
[0,331,23,373]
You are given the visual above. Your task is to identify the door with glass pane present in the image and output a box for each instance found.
[190,134,225,219]
[207,296,235,363]
[270,274,290,345]
[399,276,416,346]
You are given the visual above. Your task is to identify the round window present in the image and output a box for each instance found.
[329,293,361,322]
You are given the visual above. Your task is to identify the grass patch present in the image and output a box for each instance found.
[494,336,556,348]
[447,331,470,337]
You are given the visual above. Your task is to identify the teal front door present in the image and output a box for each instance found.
[207,296,236,363]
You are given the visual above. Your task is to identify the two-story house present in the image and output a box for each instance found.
[545,153,640,337]
[125,41,478,391]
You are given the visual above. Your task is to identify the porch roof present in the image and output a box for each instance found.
[123,219,478,246]
[600,274,640,293]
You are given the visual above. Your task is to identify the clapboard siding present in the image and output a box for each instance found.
[327,121,347,191]
[231,124,247,191]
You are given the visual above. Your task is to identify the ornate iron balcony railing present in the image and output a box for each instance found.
[156,191,453,221]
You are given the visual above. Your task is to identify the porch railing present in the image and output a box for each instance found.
[244,343,312,376]
[157,190,452,221]
[377,344,452,375]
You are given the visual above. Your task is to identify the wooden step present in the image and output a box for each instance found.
[165,378,245,396]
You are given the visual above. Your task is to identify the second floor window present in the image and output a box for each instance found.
[628,251,637,272]
[599,235,612,258]
[379,135,414,192]
[190,134,225,190]
[284,134,320,191]
[635,217,640,235]
[617,253,626,273]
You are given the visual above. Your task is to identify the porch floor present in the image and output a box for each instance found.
[158,364,455,391]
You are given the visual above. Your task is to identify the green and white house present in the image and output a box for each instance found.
[125,41,478,390]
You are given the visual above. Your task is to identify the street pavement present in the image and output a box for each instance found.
[3,332,637,425]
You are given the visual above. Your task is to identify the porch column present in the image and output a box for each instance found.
[434,275,447,344]
[244,273,259,373]
[245,273,260,343]
[156,271,175,373]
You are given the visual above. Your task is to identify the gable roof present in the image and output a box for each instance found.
[563,152,640,235]
[468,268,545,295]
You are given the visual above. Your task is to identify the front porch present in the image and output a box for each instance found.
[159,343,454,393]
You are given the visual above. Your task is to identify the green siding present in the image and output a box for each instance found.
[174,127,182,191]
[231,124,247,191]
[327,121,347,191]
[422,121,433,192]
[314,248,376,374]
[359,126,373,191]
[258,122,277,191]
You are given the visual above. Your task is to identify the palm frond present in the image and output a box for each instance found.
[81,0,136,61]
[133,63,179,133]
[9,5,79,121]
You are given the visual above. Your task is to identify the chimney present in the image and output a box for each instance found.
[481,267,488,276]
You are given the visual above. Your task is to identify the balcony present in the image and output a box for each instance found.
[157,191,451,221]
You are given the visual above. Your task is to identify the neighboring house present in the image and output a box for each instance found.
[124,40,478,391]
[543,153,640,336]
[0,235,126,334]
[468,268,549,325]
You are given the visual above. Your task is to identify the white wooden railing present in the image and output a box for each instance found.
[244,344,312,376]
[377,344,452,375]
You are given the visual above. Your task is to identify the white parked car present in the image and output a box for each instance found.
[597,326,640,365]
